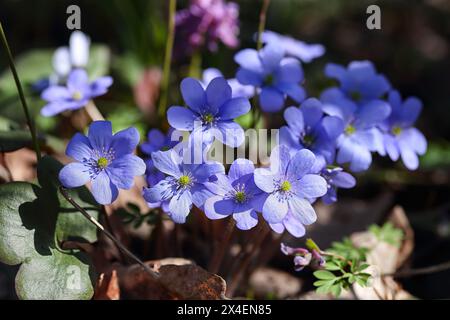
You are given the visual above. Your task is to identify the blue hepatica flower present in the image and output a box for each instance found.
[279,98,344,172]
[261,30,325,63]
[167,77,250,147]
[204,159,264,230]
[41,69,113,117]
[201,68,254,99]
[325,60,391,102]
[254,146,327,238]
[380,90,427,170]
[235,44,306,112]
[320,167,356,205]
[321,88,391,172]
[59,121,146,205]
[141,128,178,187]
[142,146,225,223]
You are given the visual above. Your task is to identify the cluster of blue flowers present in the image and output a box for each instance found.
[56,30,427,239]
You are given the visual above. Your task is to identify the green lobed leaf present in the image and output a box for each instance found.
[0,156,99,299]
[313,270,336,280]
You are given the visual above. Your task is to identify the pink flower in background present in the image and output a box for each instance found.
[175,0,239,56]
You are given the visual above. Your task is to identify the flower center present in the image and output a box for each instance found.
[72,91,83,101]
[178,175,191,187]
[234,191,246,204]
[202,113,215,125]
[280,180,291,192]
[264,74,274,86]
[302,134,314,147]
[345,125,356,135]
[392,126,402,136]
[350,91,361,102]
[97,157,109,168]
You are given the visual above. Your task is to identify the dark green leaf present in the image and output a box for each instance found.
[0,130,33,152]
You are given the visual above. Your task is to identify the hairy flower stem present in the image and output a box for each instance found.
[208,218,236,274]
[85,100,105,121]
[0,22,41,160]
[227,223,270,296]
[158,0,177,120]
[59,186,159,280]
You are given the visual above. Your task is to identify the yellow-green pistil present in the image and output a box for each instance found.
[345,125,356,135]
[351,91,361,102]
[178,175,191,187]
[235,191,246,203]
[280,181,292,192]
[265,74,274,86]
[303,134,314,147]
[72,91,83,101]
[203,113,215,124]
[392,126,402,136]
[97,157,109,168]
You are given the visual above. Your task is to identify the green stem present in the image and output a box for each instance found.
[0,22,41,160]
[256,0,271,50]
[158,0,177,120]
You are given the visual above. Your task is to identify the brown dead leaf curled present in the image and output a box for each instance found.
[118,258,227,300]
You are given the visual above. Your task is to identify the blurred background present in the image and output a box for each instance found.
[0,0,449,299]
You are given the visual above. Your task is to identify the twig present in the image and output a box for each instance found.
[0,21,41,160]
[158,0,177,119]
[59,186,159,280]
[383,260,450,278]
[208,218,236,274]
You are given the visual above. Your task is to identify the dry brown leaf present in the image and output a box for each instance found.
[118,258,227,300]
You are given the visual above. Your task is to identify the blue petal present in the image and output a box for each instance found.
[259,44,284,73]
[399,98,422,127]
[66,133,92,162]
[399,143,419,170]
[191,184,214,208]
[167,106,196,131]
[355,100,391,129]
[111,127,140,158]
[277,83,306,103]
[288,196,317,225]
[384,134,400,161]
[91,171,119,205]
[293,174,327,198]
[215,121,245,148]
[322,116,345,140]
[219,97,251,120]
[59,162,90,188]
[41,86,70,101]
[143,178,175,203]
[254,168,276,193]
[90,76,113,96]
[300,98,323,128]
[283,211,306,238]
[229,159,255,183]
[275,58,303,83]
[286,149,316,180]
[259,87,285,112]
[67,69,89,91]
[88,121,113,151]
[204,196,232,219]
[151,149,182,177]
[168,190,193,223]
[349,144,372,172]
[206,77,232,111]
[262,192,288,223]
[324,63,347,82]
[236,68,263,86]
[284,107,304,135]
[270,145,292,176]
[269,222,285,234]
[332,172,356,188]
[234,49,263,73]
[107,155,145,189]
[233,210,258,230]
[336,137,354,164]
[180,78,206,113]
